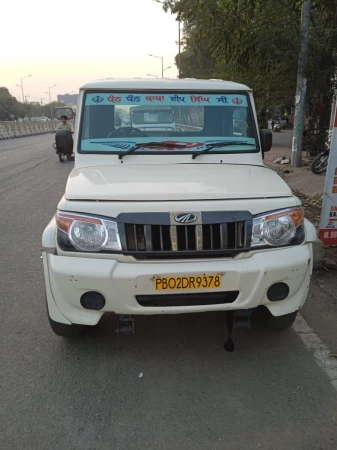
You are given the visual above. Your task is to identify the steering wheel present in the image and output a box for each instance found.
[107,127,148,138]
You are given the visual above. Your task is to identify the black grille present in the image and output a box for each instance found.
[120,211,252,259]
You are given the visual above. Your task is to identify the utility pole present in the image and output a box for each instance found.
[46,85,57,119]
[292,0,311,167]
[178,19,181,78]
[16,75,31,104]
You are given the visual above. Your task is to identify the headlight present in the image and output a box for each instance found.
[56,212,121,252]
[251,207,304,247]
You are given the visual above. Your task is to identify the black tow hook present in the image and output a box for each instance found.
[224,310,252,352]
[116,315,135,335]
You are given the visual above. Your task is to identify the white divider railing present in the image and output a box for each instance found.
[0,121,57,140]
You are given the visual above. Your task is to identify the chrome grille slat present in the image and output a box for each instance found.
[144,225,152,251]
[159,226,164,251]
[133,225,138,251]
[210,225,214,250]
[196,225,203,250]
[170,225,178,251]
[220,223,228,249]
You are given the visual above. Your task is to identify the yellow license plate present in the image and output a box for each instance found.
[154,274,222,291]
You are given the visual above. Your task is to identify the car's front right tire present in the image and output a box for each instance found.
[254,307,298,330]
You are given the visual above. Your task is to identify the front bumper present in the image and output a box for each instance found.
[43,244,313,326]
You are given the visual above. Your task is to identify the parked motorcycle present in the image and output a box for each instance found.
[53,129,74,162]
[271,121,281,132]
[311,146,330,174]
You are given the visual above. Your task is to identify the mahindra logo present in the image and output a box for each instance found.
[174,213,197,224]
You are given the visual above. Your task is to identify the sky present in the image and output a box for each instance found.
[1,0,179,103]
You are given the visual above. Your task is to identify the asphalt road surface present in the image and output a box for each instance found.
[1,135,337,450]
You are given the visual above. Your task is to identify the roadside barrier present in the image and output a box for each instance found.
[0,121,57,140]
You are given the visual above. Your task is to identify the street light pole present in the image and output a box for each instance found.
[178,19,181,78]
[17,75,31,103]
[148,54,164,78]
[153,0,181,78]
[46,85,57,119]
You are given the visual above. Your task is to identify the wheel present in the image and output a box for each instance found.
[48,314,89,337]
[254,307,298,330]
[311,153,329,174]
[58,153,66,162]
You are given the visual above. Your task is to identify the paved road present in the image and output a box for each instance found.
[1,136,337,450]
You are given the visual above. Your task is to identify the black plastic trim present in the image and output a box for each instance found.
[136,291,239,307]
[117,211,252,225]
[117,212,170,225]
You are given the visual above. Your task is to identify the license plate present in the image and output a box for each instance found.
[154,274,222,291]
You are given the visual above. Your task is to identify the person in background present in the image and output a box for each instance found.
[54,115,74,158]
[56,115,73,132]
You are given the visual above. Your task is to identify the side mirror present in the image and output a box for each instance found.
[260,129,272,155]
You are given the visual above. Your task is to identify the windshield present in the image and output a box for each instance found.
[56,107,73,120]
[132,109,174,125]
[80,91,259,155]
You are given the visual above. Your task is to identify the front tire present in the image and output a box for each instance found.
[48,315,89,337]
[255,307,298,330]
[58,153,66,163]
[311,153,328,174]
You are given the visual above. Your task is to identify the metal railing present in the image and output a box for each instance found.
[0,121,57,140]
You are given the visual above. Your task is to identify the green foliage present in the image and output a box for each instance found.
[0,88,27,121]
[162,0,337,126]
[0,89,66,121]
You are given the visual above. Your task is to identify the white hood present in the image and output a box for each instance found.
[65,164,292,201]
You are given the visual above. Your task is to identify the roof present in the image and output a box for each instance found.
[80,78,251,92]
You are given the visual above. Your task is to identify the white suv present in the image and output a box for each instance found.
[42,78,316,341]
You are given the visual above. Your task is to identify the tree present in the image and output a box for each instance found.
[162,0,337,141]
[0,87,27,121]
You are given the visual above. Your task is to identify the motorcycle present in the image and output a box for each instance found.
[271,120,282,132]
[53,129,74,162]
[311,145,330,174]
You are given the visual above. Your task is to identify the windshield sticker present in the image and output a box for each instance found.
[92,95,104,104]
[87,93,248,107]
[81,137,256,152]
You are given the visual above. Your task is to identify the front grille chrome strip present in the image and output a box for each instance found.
[170,225,178,251]
[144,225,152,251]
[196,225,203,250]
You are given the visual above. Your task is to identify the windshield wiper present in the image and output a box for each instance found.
[118,141,187,159]
[192,141,255,159]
